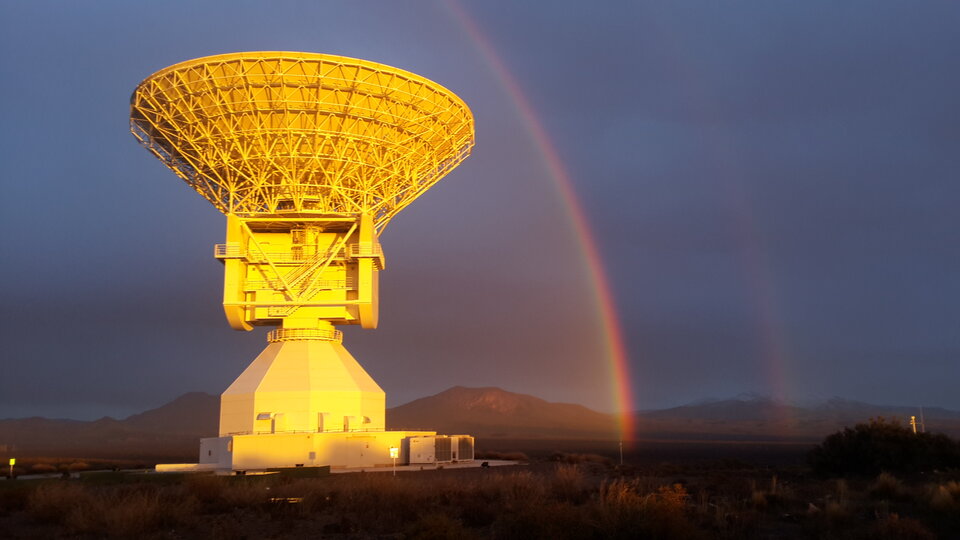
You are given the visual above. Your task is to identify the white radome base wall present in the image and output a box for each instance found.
[199,431,436,470]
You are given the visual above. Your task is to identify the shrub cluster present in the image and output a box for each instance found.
[808,418,960,475]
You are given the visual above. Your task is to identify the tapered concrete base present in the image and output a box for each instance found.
[151,337,475,474]
[219,339,385,436]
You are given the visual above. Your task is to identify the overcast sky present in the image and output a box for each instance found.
[1,1,957,420]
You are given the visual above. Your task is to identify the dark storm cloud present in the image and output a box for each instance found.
[0,1,957,418]
[481,1,960,408]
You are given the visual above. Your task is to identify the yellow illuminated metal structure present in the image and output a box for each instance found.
[132,52,473,470]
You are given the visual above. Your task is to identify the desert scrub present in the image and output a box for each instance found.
[490,500,595,539]
[869,472,910,501]
[496,470,547,507]
[12,462,959,538]
[550,464,588,503]
[182,473,269,513]
[928,480,960,511]
[334,473,427,532]
[871,513,936,540]
[27,482,197,536]
[590,479,706,539]
[405,512,477,540]
[27,482,91,523]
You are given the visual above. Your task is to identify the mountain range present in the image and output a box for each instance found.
[2,387,958,461]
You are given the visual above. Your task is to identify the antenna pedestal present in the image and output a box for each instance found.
[219,338,385,437]
[133,52,477,473]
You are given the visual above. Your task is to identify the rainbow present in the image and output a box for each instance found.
[443,1,636,440]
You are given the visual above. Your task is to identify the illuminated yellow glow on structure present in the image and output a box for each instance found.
[219,339,385,436]
[131,52,473,230]
[132,52,474,470]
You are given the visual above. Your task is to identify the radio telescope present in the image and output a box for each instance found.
[131,52,474,471]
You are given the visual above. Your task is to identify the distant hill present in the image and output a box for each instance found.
[0,392,218,461]
[632,394,960,442]
[121,392,219,435]
[386,386,619,438]
[2,388,959,460]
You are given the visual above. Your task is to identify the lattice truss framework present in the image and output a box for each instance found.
[131,52,474,232]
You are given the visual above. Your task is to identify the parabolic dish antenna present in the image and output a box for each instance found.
[132,52,476,472]
[131,51,474,231]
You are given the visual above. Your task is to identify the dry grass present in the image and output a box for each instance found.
[872,513,936,540]
[590,480,704,539]
[27,482,197,536]
[927,480,960,512]
[550,464,587,503]
[5,461,960,538]
[870,471,910,500]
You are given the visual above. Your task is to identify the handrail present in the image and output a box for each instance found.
[214,243,245,258]
[347,243,383,257]
[224,427,400,436]
[216,244,371,264]
[249,249,347,264]
[346,242,385,269]
[244,278,353,291]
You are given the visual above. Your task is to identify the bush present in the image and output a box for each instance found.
[869,472,909,501]
[928,481,960,512]
[808,418,960,475]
